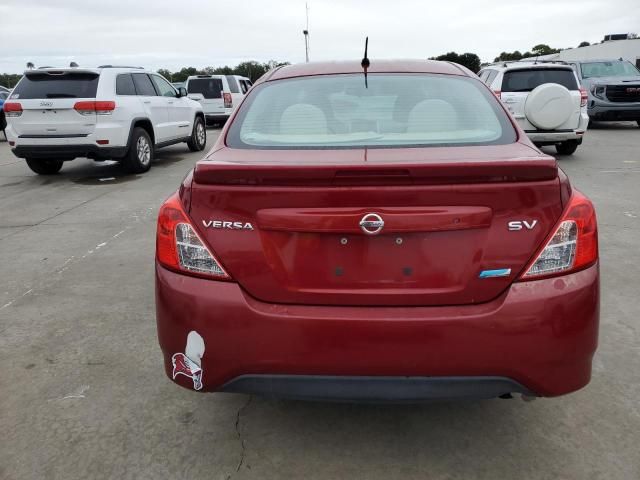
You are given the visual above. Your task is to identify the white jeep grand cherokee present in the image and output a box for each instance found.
[3,66,206,175]
[478,61,588,155]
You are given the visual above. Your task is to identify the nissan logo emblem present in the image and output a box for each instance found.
[359,213,384,235]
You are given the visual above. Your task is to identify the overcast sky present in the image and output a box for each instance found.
[1,0,638,73]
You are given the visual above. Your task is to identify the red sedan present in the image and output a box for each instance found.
[155,60,599,401]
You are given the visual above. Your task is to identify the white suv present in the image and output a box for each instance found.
[184,74,252,125]
[478,61,588,155]
[3,66,206,175]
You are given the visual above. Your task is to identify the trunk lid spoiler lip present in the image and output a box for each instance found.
[195,143,557,185]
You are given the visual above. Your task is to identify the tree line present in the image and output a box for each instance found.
[0,42,593,88]
[157,60,289,83]
[0,60,289,88]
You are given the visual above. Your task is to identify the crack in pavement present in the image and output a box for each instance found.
[0,188,117,241]
[227,395,253,480]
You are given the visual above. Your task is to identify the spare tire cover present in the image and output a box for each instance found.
[524,83,574,130]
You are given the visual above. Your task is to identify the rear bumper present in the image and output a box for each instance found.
[155,262,600,400]
[204,114,230,124]
[10,144,127,160]
[526,130,584,145]
[221,375,533,402]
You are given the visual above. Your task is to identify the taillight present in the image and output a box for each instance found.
[519,191,597,280]
[74,101,116,115]
[222,92,233,109]
[493,90,501,100]
[156,193,231,280]
[580,87,588,107]
[3,102,23,117]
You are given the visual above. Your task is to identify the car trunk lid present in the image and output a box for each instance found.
[189,144,562,306]
[9,70,100,137]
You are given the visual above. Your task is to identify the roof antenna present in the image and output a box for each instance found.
[361,36,370,88]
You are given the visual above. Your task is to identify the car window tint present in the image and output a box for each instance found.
[116,74,136,95]
[486,70,498,85]
[187,78,223,99]
[227,73,516,149]
[501,69,578,92]
[151,75,177,97]
[132,74,157,96]
[226,76,240,93]
[239,80,248,94]
[11,72,99,99]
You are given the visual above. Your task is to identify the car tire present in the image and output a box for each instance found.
[25,158,64,175]
[556,140,579,155]
[637,120,640,128]
[123,127,153,173]
[187,116,206,152]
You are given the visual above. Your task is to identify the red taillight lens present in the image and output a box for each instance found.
[519,191,598,280]
[3,102,23,117]
[157,193,231,280]
[222,92,233,109]
[580,87,588,107]
[493,90,501,100]
[74,101,115,115]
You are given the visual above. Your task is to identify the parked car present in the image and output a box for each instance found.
[184,74,251,125]
[171,82,184,90]
[155,60,599,402]
[3,66,206,175]
[479,61,588,155]
[0,85,10,93]
[565,59,640,126]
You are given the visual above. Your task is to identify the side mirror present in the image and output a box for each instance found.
[178,87,188,98]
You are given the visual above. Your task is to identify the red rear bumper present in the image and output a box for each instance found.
[155,262,599,398]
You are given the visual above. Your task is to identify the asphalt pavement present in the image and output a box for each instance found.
[0,124,639,480]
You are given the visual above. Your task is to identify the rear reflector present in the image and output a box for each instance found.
[3,102,23,117]
[74,101,116,115]
[157,193,231,280]
[96,140,109,145]
[520,191,597,280]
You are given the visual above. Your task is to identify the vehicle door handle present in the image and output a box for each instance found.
[143,101,151,104]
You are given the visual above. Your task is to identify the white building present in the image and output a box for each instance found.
[539,36,640,67]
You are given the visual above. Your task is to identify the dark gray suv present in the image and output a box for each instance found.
[568,59,640,126]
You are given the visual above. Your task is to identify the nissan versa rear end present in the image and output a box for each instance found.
[155,60,599,401]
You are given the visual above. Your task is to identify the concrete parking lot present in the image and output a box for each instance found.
[0,124,639,480]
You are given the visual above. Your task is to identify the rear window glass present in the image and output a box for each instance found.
[187,78,223,99]
[226,73,516,149]
[501,69,578,92]
[226,76,240,93]
[116,74,136,95]
[11,72,99,99]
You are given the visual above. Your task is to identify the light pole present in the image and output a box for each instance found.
[303,3,310,62]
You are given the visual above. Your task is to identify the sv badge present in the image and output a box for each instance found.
[508,220,538,231]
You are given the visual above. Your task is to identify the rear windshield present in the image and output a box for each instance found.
[187,78,223,99]
[501,68,578,92]
[11,72,99,99]
[226,73,516,149]
[580,61,640,78]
